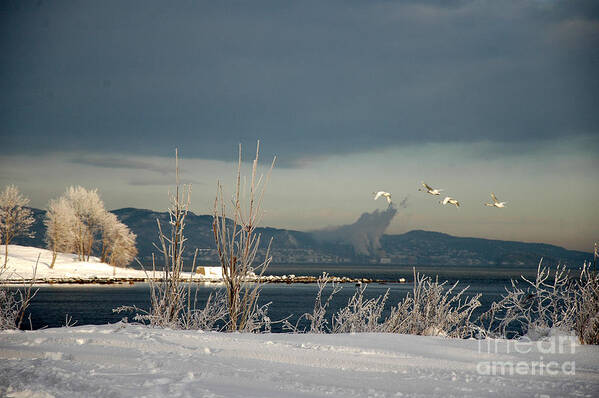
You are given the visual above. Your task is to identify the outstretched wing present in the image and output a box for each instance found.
[374,191,383,200]
[491,192,499,203]
[442,196,450,205]
[385,194,392,204]
[422,182,433,191]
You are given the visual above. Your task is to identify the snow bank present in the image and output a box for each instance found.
[1,323,597,397]
[0,245,221,283]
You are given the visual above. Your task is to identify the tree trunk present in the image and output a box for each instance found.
[3,241,8,268]
[86,235,93,262]
[50,251,57,269]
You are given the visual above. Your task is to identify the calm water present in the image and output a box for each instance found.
[20,264,564,332]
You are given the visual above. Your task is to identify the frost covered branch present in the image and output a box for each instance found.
[213,141,276,332]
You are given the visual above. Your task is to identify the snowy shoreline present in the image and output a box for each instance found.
[0,245,222,285]
[1,245,407,285]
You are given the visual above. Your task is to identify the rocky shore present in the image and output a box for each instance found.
[2,274,408,285]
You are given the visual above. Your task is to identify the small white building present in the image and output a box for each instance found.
[195,266,223,279]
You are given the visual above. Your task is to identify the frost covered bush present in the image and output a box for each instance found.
[478,261,577,339]
[116,150,198,328]
[332,285,389,333]
[574,262,599,345]
[213,142,275,332]
[476,259,599,345]
[382,269,481,338]
[115,150,229,331]
[283,273,342,333]
[0,256,38,330]
[287,270,481,337]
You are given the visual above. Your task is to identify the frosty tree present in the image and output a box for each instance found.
[99,213,137,268]
[0,185,35,268]
[63,186,107,261]
[44,197,79,268]
[44,186,137,267]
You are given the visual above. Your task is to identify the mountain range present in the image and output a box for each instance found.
[13,207,592,268]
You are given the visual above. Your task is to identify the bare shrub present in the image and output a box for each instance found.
[0,185,35,268]
[0,254,38,330]
[212,141,275,332]
[479,261,576,339]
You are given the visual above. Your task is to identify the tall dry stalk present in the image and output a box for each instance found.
[213,141,275,332]
[115,149,228,330]
[147,148,194,326]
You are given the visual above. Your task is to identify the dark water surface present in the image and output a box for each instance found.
[21,263,560,332]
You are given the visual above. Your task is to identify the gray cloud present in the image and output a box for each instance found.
[70,156,172,174]
[1,0,597,166]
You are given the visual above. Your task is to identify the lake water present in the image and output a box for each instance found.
[21,263,562,332]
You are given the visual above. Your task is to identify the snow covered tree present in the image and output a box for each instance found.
[44,197,79,268]
[0,185,35,268]
[45,187,137,267]
[99,212,119,263]
[63,186,106,261]
[100,213,137,268]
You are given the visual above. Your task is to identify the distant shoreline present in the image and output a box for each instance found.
[1,274,408,286]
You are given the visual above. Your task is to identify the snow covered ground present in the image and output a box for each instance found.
[1,323,598,398]
[0,245,221,282]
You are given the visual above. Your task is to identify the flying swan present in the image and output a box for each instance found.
[485,193,507,208]
[373,191,392,204]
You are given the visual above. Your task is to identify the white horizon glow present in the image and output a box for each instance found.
[1,137,597,252]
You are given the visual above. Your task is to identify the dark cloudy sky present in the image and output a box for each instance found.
[1,0,597,251]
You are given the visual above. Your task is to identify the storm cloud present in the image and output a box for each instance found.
[1,0,598,165]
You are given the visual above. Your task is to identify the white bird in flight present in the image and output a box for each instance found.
[440,196,460,208]
[419,182,443,196]
[485,193,507,208]
[373,191,392,204]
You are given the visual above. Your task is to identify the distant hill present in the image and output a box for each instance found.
[13,207,592,267]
